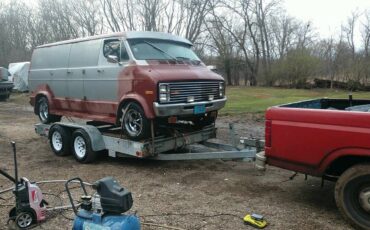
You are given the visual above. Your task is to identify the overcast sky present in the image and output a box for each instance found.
[283,0,370,48]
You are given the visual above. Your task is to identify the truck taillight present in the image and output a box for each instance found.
[265,120,272,147]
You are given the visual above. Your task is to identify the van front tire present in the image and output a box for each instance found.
[36,96,61,124]
[122,103,150,141]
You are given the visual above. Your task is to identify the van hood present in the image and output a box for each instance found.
[136,61,224,83]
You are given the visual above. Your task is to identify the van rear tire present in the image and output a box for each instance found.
[36,96,61,124]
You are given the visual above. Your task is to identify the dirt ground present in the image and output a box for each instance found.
[0,94,353,230]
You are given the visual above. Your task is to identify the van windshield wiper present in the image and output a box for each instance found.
[176,56,201,65]
[143,40,178,62]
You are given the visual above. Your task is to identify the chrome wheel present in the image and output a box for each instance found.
[74,136,86,159]
[124,109,143,137]
[16,212,33,228]
[359,187,370,213]
[51,131,62,151]
[39,99,48,122]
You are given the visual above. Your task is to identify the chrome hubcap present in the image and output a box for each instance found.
[359,187,370,212]
[39,100,48,121]
[52,131,63,151]
[17,213,32,228]
[124,109,143,137]
[74,136,86,158]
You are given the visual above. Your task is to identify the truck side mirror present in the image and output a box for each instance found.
[107,55,119,63]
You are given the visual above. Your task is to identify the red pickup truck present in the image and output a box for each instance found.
[264,98,370,230]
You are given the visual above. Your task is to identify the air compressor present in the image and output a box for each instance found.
[65,177,141,230]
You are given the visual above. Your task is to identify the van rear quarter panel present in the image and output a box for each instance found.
[265,107,370,176]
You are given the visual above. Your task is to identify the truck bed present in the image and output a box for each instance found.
[279,98,370,111]
[265,98,370,176]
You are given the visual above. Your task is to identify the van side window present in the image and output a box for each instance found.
[103,40,120,61]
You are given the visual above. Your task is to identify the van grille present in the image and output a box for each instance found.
[166,81,221,103]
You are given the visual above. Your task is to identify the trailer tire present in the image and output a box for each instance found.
[36,96,61,124]
[335,164,370,230]
[71,129,97,163]
[49,125,71,156]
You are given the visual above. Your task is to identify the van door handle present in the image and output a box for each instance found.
[67,70,72,74]
[97,69,104,73]
[82,69,86,74]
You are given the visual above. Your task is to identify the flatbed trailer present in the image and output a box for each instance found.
[34,122,260,163]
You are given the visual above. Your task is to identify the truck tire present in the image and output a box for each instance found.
[36,96,61,124]
[71,129,97,163]
[48,125,71,156]
[122,103,150,141]
[335,164,370,230]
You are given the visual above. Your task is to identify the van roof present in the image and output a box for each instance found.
[37,31,192,48]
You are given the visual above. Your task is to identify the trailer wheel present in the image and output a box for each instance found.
[16,211,34,229]
[48,125,71,156]
[335,164,370,230]
[122,103,150,140]
[36,96,61,124]
[71,129,97,163]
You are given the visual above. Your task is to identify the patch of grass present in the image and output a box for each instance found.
[221,87,370,115]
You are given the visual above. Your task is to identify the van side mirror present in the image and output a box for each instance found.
[107,55,119,63]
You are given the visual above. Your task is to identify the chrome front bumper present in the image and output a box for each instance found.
[153,97,227,117]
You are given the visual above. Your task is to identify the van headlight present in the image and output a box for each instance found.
[219,82,225,98]
[159,83,169,102]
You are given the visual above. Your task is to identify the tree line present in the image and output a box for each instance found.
[1,0,370,89]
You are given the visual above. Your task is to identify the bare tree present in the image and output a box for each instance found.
[342,11,360,60]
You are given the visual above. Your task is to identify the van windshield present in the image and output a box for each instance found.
[128,39,200,62]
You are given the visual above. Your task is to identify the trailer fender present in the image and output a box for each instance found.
[51,123,106,152]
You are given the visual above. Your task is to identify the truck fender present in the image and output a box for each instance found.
[118,94,155,119]
[51,123,106,152]
[318,147,370,174]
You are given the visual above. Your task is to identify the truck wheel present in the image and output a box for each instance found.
[122,103,150,140]
[335,164,370,230]
[36,96,61,124]
[16,211,34,229]
[49,125,71,156]
[71,129,97,163]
